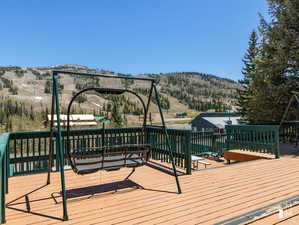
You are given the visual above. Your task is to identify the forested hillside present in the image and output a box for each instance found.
[143,72,239,111]
[0,65,241,131]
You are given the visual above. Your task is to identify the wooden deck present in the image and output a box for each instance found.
[6,157,299,225]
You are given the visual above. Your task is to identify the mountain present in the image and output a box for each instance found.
[0,65,241,131]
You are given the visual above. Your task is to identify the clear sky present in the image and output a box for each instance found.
[0,0,268,80]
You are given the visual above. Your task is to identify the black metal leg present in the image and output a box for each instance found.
[125,167,136,180]
[51,193,59,204]
[25,195,31,212]
[152,84,182,194]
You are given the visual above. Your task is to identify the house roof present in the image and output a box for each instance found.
[191,112,241,129]
[201,116,240,129]
[197,112,239,118]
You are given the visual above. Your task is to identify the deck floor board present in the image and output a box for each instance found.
[5,157,299,224]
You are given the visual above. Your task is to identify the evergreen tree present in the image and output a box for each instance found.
[44,80,51,94]
[239,0,299,123]
[237,30,259,119]
[30,105,34,120]
[111,102,123,127]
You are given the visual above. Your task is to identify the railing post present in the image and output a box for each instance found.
[1,157,5,224]
[274,126,280,159]
[0,133,10,224]
[225,125,231,151]
[0,154,6,224]
[53,139,59,172]
[185,131,192,175]
[5,143,9,194]
[212,133,216,153]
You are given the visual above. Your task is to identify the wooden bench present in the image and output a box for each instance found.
[191,155,211,169]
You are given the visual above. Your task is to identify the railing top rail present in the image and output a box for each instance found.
[146,126,192,134]
[9,127,145,138]
[9,126,224,140]
[281,121,299,124]
[53,70,156,82]
[191,131,214,134]
[226,125,280,130]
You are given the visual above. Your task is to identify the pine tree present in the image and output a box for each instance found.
[237,30,259,120]
[111,102,123,127]
[30,105,34,120]
[44,80,51,94]
[239,0,299,123]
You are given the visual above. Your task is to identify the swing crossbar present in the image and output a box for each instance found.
[53,70,156,82]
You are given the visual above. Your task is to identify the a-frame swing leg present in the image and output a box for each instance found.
[280,94,299,146]
[280,95,295,127]
[53,73,69,221]
[46,85,56,185]
[125,167,136,180]
[152,82,182,194]
[293,95,299,147]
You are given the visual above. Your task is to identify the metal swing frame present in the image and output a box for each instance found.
[46,70,182,221]
[280,91,299,146]
[280,91,299,126]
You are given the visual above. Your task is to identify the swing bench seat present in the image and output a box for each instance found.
[69,144,151,175]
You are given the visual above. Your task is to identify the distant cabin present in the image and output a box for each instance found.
[191,112,241,132]
[46,114,98,127]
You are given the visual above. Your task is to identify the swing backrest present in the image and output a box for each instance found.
[69,144,151,175]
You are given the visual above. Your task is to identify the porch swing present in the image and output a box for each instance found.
[65,87,151,176]
[46,70,182,221]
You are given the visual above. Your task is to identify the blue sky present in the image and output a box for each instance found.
[0,1,268,80]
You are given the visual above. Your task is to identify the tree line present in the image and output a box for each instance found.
[0,96,48,131]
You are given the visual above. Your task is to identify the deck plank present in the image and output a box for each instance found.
[5,157,299,225]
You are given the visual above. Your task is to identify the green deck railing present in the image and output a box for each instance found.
[8,127,194,176]
[8,125,281,178]
[191,131,226,156]
[0,133,9,224]
[226,125,280,158]
[9,127,146,176]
